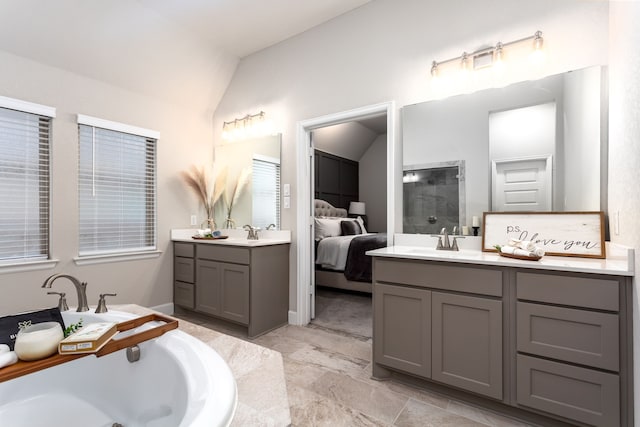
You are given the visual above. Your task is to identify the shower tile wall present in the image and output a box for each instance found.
[403,167,459,234]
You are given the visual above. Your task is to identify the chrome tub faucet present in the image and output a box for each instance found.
[42,274,90,312]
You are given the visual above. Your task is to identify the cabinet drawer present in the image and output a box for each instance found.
[516,272,618,311]
[174,242,194,258]
[174,281,195,309]
[174,257,195,283]
[375,259,502,297]
[197,244,250,264]
[517,354,619,427]
[517,302,619,371]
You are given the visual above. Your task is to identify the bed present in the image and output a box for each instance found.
[314,199,387,294]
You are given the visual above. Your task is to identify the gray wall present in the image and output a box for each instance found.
[359,134,387,232]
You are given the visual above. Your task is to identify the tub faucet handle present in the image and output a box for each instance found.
[47,291,69,312]
[95,293,117,313]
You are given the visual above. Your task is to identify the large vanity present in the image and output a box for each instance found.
[171,229,290,338]
[368,238,634,427]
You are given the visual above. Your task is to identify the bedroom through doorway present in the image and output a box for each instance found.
[309,113,388,339]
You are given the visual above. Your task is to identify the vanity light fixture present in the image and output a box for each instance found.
[430,30,544,78]
[222,111,274,141]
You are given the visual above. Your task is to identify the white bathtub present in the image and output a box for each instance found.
[0,310,237,427]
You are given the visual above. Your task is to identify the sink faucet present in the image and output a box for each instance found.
[266,224,276,230]
[431,227,464,251]
[42,274,90,312]
[243,224,260,240]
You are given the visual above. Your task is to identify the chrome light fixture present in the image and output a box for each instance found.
[222,111,274,141]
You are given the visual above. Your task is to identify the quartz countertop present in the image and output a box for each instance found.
[171,228,291,247]
[367,235,634,276]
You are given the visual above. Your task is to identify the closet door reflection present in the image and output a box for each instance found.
[403,163,464,234]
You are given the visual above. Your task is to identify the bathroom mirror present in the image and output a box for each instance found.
[214,134,281,229]
[402,65,607,233]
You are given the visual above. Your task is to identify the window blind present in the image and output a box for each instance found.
[252,157,280,229]
[78,124,156,256]
[0,107,51,261]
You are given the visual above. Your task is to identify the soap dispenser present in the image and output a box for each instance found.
[47,291,69,312]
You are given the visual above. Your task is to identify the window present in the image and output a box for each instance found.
[252,154,280,229]
[78,115,158,257]
[0,97,55,263]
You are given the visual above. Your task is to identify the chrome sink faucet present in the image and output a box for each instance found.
[243,224,260,240]
[431,227,464,251]
[42,274,90,312]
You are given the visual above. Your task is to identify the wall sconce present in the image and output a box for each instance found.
[429,30,544,79]
[221,111,275,141]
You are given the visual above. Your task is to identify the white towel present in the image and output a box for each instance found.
[507,239,536,251]
[0,351,18,369]
[0,344,9,354]
[501,245,544,257]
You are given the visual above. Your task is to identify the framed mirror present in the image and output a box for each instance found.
[214,134,282,229]
[402,65,607,232]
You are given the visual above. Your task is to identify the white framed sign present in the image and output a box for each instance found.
[481,211,606,259]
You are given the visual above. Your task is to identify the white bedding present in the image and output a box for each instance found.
[315,234,372,271]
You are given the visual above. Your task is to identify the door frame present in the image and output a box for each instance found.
[294,101,397,326]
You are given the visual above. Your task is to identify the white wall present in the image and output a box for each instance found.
[0,50,213,315]
[359,134,387,232]
[212,0,609,312]
[608,1,640,421]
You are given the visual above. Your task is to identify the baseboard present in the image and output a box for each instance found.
[150,302,174,315]
[288,310,298,325]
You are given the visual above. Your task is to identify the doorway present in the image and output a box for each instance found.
[294,102,397,326]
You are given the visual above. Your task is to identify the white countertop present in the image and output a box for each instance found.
[367,235,634,276]
[171,229,291,247]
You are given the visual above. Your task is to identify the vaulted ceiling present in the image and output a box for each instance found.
[0,0,371,110]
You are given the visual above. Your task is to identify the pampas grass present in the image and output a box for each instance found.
[181,165,226,222]
[224,167,252,219]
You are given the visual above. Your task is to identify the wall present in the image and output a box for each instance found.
[359,134,387,232]
[211,0,609,314]
[608,0,640,419]
[0,50,213,315]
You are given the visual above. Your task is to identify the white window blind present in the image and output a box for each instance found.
[0,106,52,262]
[78,123,157,256]
[252,156,280,229]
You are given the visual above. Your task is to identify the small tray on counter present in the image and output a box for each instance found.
[498,251,542,261]
[192,235,229,240]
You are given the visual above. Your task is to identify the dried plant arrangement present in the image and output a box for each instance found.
[223,167,252,228]
[181,165,227,228]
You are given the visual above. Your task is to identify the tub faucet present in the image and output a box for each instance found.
[42,274,90,312]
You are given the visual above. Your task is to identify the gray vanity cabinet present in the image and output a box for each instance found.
[373,283,431,377]
[372,258,504,400]
[173,241,290,338]
[432,292,503,400]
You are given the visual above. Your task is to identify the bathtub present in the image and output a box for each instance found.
[0,310,237,427]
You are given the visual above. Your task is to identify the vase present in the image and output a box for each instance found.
[223,217,235,229]
[201,218,216,230]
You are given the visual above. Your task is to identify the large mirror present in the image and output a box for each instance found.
[402,66,607,234]
[214,134,281,229]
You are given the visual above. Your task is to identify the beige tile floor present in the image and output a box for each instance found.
[174,307,532,427]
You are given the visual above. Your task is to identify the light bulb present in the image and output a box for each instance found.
[530,31,545,64]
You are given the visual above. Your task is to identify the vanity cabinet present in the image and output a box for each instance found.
[173,241,289,338]
[371,256,633,427]
[373,259,504,400]
[174,242,196,309]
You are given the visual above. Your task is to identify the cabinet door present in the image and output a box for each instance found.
[432,292,503,399]
[373,283,431,377]
[195,259,222,316]
[219,263,250,325]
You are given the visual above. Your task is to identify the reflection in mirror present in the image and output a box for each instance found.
[403,161,465,234]
[402,65,607,232]
[214,134,281,229]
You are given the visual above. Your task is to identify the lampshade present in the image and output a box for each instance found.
[348,201,366,215]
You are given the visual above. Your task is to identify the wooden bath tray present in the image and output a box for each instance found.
[0,313,178,383]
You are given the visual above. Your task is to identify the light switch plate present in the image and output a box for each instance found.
[283,183,290,196]
[190,214,197,226]
[284,196,290,209]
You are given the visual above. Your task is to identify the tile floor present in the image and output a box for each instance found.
[174,291,532,427]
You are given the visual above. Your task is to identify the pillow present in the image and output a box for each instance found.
[356,216,367,234]
[314,217,342,240]
[340,220,362,236]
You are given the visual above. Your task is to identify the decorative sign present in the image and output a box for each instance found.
[482,212,606,258]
